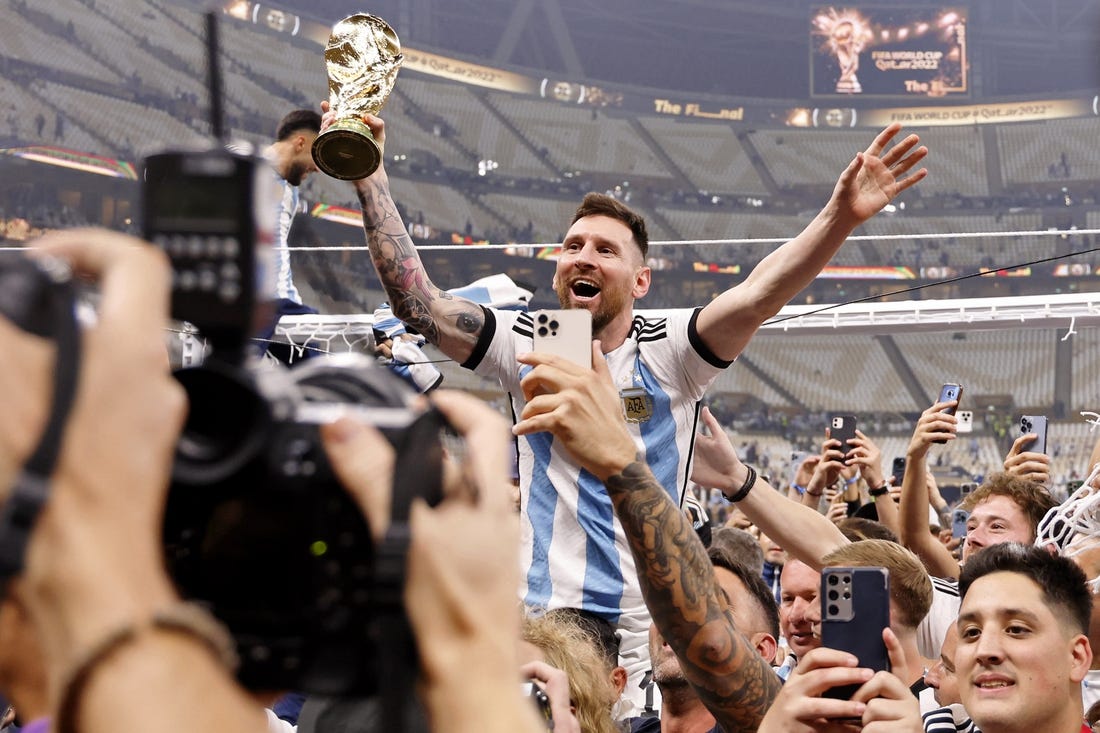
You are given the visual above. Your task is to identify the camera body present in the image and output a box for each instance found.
[143,147,446,695]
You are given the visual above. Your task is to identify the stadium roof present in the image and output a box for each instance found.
[279,0,1100,99]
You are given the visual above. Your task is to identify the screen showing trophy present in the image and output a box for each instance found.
[810,6,968,98]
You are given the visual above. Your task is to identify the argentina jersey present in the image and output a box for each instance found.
[469,306,732,621]
[274,176,302,303]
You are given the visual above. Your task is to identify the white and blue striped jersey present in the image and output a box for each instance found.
[274,176,303,303]
[466,306,731,622]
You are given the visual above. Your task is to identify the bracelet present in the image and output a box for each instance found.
[56,602,238,733]
[869,484,890,498]
[792,483,807,495]
[724,465,757,503]
[845,475,858,485]
[806,489,824,498]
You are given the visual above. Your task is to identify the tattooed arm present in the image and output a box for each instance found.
[347,113,484,363]
[514,344,781,732]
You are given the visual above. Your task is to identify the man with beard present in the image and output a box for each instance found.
[341,108,928,709]
[255,109,322,353]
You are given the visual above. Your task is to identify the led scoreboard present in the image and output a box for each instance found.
[811,6,968,98]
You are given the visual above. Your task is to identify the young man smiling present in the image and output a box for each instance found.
[956,543,1093,733]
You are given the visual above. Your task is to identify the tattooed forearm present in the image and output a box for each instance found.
[605,462,780,732]
[355,177,484,351]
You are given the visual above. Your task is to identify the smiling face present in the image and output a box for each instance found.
[779,559,821,660]
[963,495,1033,562]
[956,571,1090,733]
[553,215,650,339]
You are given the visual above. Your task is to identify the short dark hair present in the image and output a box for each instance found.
[960,472,1057,541]
[959,542,1091,636]
[275,109,322,141]
[708,545,781,640]
[571,192,649,260]
[709,527,765,576]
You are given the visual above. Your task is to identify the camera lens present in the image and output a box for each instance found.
[828,604,839,617]
[537,313,548,324]
[828,589,838,601]
[828,574,839,586]
[537,326,548,337]
[173,365,272,484]
[549,319,559,331]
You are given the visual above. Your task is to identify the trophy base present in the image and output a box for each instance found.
[311,119,382,180]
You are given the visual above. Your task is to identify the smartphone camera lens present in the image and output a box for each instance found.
[537,326,548,337]
[828,604,840,617]
[548,319,559,331]
[828,589,839,601]
[537,313,548,324]
[843,591,851,600]
[828,574,839,586]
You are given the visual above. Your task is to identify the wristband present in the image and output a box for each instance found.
[792,483,807,496]
[845,475,858,486]
[869,484,890,498]
[724,465,757,503]
[56,602,238,733]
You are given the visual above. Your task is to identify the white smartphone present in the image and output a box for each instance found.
[531,309,592,368]
[956,410,973,433]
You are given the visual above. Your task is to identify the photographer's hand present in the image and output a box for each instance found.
[9,229,263,733]
[323,391,542,733]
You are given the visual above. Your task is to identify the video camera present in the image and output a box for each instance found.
[142,145,446,697]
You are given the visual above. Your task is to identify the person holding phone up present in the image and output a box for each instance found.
[899,397,1056,582]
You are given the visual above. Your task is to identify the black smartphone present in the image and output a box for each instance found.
[934,383,963,444]
[891,456,906,484]
[1019,415,1049,455]
[821,566,891,700]
[828,415,858,458]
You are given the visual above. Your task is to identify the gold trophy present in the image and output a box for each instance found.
[312,13,403,180]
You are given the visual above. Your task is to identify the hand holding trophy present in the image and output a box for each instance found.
[312,13,403,180]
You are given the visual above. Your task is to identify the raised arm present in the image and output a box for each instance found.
[691,408,848,571]
[340,111,485,363]
[900,401,961,580]
[514,346,780,732]
[694,124,927,362]
[846,429,899,537]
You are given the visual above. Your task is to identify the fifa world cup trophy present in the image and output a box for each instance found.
[312,14,403,180]
[832,20,863,94]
